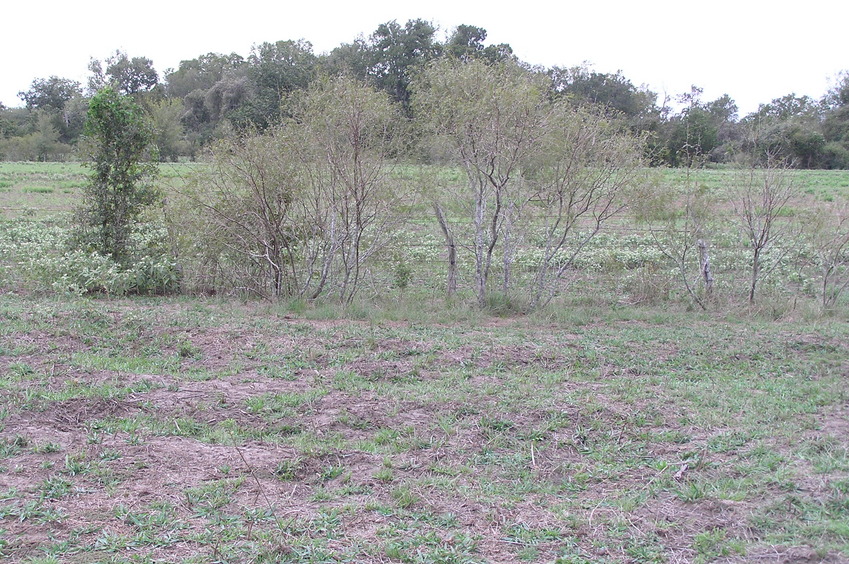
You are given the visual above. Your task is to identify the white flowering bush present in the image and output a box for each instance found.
[0,218,178,296]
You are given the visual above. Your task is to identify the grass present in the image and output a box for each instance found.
[0,292,846,562]
[0,162,847,560]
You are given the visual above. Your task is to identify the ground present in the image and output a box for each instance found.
[0,294,847,563]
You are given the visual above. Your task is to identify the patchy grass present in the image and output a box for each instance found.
[0,293,847,562]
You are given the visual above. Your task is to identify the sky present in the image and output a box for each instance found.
[2,0,847,116]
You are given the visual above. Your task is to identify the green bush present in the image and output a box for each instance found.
[0,219,178,296]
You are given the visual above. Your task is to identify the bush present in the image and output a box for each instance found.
[0,219,178,296]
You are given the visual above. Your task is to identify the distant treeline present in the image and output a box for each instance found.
[1,19,848,168]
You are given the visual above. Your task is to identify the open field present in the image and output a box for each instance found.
[2,162,848,217]
[0,163,848,562]
[3,162,849,308]
[0,294,848,563]
[0,163,201,220]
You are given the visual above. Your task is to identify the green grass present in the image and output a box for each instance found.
[0,293,846,561]
[0,162,848,561]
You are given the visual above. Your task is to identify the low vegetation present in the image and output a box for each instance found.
[0,291,847,562]
[0,162,848,562]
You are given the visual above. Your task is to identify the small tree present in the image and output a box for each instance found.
[635,170,717,310]
[177,76,408,302]
[76,87,159,265]
[293,75,409,303]
[525,103,644,309]
[413,58,548,306]
[732,154,798,304]
[805,199,849,310]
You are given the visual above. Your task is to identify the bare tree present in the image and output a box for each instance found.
[413,59,548,306]
[635,169,717,310]
[732,154,799,304]
[432,201,458,297]
[805,199,849,310]
[525,103,644,309]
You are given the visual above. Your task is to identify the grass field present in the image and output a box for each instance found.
[0,162,848,562]
[0,295,847,562]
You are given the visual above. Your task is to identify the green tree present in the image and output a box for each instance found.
[662,87,739,166]
[88,51,160,96]
[17,76,87,144]
[821,71,849,168]
[164,52,247,147]
[18,76,82,111]
[366,19,441,109]
[741,94,826,168]
[165,52,245,99]
[230,39,317,130]
[548,66,657,120]
[444,25,514,63]
[324,38,372,79]
[148,98,191,161]
[413,58,548,306]
[0,104,28,140]
[76,88,159,264]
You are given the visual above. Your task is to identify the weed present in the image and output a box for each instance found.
[39,476,73,500]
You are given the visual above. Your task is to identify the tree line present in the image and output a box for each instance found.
[50,50,847,312]
[1,19,848,168]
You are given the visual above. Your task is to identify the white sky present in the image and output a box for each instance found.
[2,0,847,116]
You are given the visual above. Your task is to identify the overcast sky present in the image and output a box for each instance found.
[2,0,847,115]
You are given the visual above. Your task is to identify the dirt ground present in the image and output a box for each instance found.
[1,299,847,562]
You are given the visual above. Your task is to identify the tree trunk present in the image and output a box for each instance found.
[433,203,457,297]
[698,239,714,297]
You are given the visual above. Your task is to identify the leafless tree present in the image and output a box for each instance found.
[732,154,799,304]
[525,103,644,309]
[805,199,849,310]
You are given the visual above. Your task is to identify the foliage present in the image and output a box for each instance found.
[230,40,318,130]
[147,98,192,161]
[742,95,828,168]
[413,58,550,307]
[525,103,646,308]
[414,59,645,310]
[165,52,246,99]
[0,112,73,161]
[365,19,441,110]
[661,87,739,166]
[292,75,410,302]
[444,24,514,63]
[18,76,82,112]
[2,23,846,168]
[549,65,657,125]
[88,50,160,96]
[175,76,409,302]
[75,87,161,266]
[0,219,178,295]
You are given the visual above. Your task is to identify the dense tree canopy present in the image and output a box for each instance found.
[88,51,160,96]
[1,18,848,168]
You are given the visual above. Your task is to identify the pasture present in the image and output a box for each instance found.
[0,163,847,562]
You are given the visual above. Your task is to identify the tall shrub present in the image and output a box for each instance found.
[76,87,160,265]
